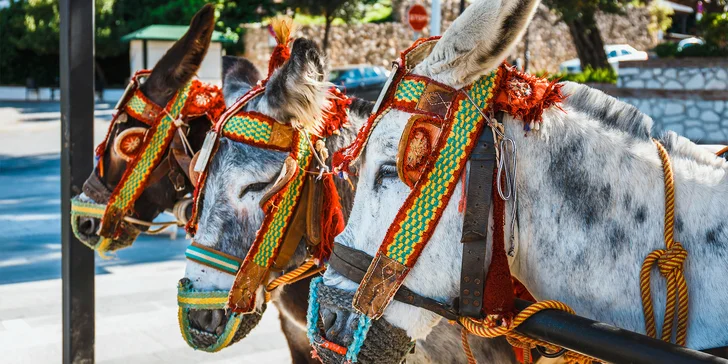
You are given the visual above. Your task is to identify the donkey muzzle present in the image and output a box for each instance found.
[307,278,414,364]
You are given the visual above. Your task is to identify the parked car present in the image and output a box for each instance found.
[559,44,649,73]
[677,37,704,52]
[329,65,390,101]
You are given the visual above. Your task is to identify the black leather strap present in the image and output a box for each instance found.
[459,117,499,318]
[328,243,459,321]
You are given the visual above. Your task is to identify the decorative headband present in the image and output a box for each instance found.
[95,71,224,240]
[330,37,566,320]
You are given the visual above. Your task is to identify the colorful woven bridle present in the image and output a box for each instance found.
[309,37,566,362]
[178,34,351,349]
[70,70,225,252]
[179,82,350,350]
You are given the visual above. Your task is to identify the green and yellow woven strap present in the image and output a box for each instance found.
[177,280,243,352]
[352,70,501,319]
[124,89,163,125]
[185,243,243,275]
[227,132,314,313]
[99,80,193,238]
[186,90,295,235]
[221,111,294,151]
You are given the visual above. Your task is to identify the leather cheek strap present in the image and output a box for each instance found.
[459,121,498,318]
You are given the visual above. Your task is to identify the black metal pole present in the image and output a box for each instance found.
[60,0,95,362]
[459,0,466,14]
[513,299,727,364]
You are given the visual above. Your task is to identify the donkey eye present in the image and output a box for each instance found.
[239,182,269,199]
[375,162,398,186]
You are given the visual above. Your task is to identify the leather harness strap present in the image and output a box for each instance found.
[328,243,459,321]
[459,114,499,318]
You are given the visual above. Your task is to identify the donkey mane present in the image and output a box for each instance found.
[659,131,728,169]
[561,82,652,141]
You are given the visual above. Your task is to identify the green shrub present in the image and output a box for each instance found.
[678,43,728,57]
[653,41,728,58]
[700,12,728,48]
[542,66,618,84]
[654,41,678,58]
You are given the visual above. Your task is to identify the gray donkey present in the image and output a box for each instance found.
[182,39,519,362]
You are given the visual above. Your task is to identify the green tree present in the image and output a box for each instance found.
[543,0,627,70]
[286,0,378,52]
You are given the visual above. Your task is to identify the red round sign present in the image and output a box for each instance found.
[408,4,428,32]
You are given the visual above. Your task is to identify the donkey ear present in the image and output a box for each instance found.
[416,0,539,86]
[222,56,262,106]
[142,4,216,105]
[263,38,330,133]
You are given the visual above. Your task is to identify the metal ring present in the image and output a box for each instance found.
[536,345,566,358]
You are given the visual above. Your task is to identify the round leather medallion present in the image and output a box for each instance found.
[113,127,147,162]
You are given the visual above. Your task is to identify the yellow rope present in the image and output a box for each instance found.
[460,327,477,364]
[460,300,599,364]
[639,140,689,345]
[264,260,326,302]
[457,140,690,362]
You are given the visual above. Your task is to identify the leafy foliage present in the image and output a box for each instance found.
[542,0,635,70]
[647,0,674,34]
[287,0,379,50]
[0,0,280,86]
[700,12,728,48]
[538,66,617,85]
[656,42,728,58]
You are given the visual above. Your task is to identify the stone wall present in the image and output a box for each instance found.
[243,3,656,75]
[612,59,728,143]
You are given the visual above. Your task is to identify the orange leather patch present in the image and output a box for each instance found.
[268,122,295,150]
[396,115,444,188]
[228,263,269,313]
[352,254,409,319]
[416,82,455,118]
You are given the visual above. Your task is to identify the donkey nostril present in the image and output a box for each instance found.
[78,218,98,236]
[321,308,337,331]
[189,309,226,334]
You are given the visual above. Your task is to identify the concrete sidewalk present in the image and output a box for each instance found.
[0,261,293,364]
[0,101,114,157]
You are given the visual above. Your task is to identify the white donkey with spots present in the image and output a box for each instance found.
[315,0,728,358]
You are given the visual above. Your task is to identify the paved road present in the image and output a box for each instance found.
[0,101,293,363]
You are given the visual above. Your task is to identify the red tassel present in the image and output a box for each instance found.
[483,168,515,316]
[268,44,291,78]
[315,174,345,262]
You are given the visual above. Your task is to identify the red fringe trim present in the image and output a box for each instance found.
[493,64,565,129]
[321,87,352,138]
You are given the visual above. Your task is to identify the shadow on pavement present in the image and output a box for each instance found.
[0,154,190,285]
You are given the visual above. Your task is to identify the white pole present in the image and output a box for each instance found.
[430,0,441,36]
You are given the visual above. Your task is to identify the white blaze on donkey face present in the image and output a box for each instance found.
[319,0,728,353]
